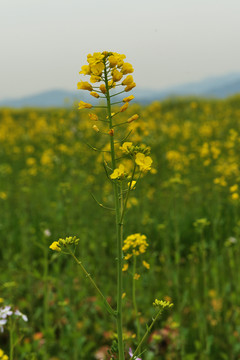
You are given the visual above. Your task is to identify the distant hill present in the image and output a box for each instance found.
[1,73,240,108]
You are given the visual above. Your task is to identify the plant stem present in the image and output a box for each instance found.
[68,248,116,317]
[9,319,14,360]
[130,308,163,360]
[43,244,49,359]
[132,255,140,346]
[104,61,125,360]
[120,164,136,224]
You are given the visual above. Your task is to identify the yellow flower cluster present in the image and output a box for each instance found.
[153,299,174,309]
[110,144,153,180]
[77,51,136,112]
[49,236,80,252]
[0,349,8,360]
[122,233,149,257]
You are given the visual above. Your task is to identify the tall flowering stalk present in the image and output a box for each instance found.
[77,52,152,359]
[50,51,172,359]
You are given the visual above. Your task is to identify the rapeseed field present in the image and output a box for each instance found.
[0,94,240,359]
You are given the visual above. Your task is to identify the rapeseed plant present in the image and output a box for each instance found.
[49,51,171,359]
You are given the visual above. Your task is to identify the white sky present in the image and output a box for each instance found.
[1,0,240,99]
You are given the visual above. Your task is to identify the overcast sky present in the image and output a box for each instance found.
[1,0,240,99]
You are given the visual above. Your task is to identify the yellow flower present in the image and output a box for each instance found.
[134,273,140,280]
[79,65,90,75]
[77,81,93,91]
[88,113,98,121]
[142,260,150,269]
[0,192,7,200]
[119,142,133,153]
[128,181,136,190]
[108,80,116,88]
[120,102,129,112]
[91,62,105,76]
[99,84,106,94]
[127,114,139,123]
[87,52,104,65]
[123,95,134,103]
[90,91,100,98]
[121,62,134,75]
[26,157,36,166]
[125,82,136,92]
[110,164,125,179]
[0,350,9,360]
[108,55,118,67]
[122,75,134,86]
[122,263,129,272]
[90,75,101,83]
[113,52,126,67]
[230,184,238,192]
[125,253,132,260]
[135,153,153,172]
[78,101,92,110]
[49,241,61,252]
[112,69,123,82]
[232,193,239,200]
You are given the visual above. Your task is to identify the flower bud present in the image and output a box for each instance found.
[78,101,92,109]
[123,95,134,103]
[125,82,136,92]
[90,91,100,98]
[122,75,134,86]
[120,102,129,112]
[108,55,118,67]
[112,69,123,82]
[99,84,106,94]
[121,62,134,75]
[77,81,93,91]
[127,114,139,123]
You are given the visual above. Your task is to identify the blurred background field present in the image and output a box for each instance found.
[0,97,240,359]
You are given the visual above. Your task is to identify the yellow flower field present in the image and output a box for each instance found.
[0,95,240,359]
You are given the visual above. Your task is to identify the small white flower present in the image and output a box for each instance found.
[0,305,13,319]
[44,229,51,237]
[14,309,28,322]
[228,237,237,244]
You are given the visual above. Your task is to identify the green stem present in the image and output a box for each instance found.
[120,164,136,224]
[132,255,140,346]
[130,308,163,360]
[43,245,49,358]
[9,319,14,360]
[68,248,116,317]
[104,60,125,360]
